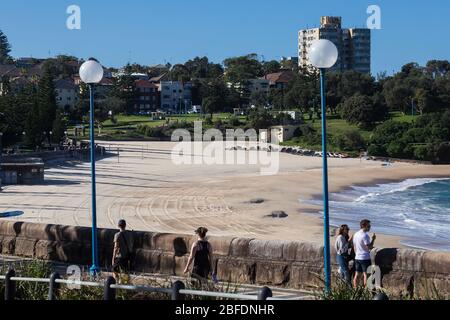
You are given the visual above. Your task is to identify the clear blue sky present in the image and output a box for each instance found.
[1,0,449,75]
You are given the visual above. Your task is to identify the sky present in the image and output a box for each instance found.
[1,0,449,75]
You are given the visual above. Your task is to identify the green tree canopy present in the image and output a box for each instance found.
[0,29,12,64]
[339,93,389,129]
[224,54,263,84]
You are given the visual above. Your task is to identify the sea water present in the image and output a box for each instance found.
[304,178,450,252]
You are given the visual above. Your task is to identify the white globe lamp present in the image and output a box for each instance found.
[308,39,338,69]
[79,59,104,84]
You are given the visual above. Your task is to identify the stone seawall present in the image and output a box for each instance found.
[1,221,449,296]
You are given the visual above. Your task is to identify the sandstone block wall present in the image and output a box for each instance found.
[1,221,449,296]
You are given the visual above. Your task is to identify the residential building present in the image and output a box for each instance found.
[134,79,160,114]
[267,125,298,144]
[130,73,149,81]
[160,81,192,113]
[148,64,170,77]
[247,79,270,95]
[54,79,78,112]
[14,57,45,69]
[227,79,270,105]
[263,71,294,90]
[298,16,371,73]
[0,65,21,95]
[95,77,114,101]
[149,73,169,83]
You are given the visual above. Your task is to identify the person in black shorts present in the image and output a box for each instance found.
[353,219,376,288]
[183,227,213,282]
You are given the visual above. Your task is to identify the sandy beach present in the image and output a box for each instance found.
[1,141,450,250]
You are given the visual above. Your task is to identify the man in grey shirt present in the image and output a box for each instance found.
[112,219,134,280]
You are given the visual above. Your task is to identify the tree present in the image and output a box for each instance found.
[334,129,366,151]
[169,64,190,82]
[224,55,263,84]
[250,91,269,108]
[184,56,223,79]
[280,59,299,72]
[284,73,319,114]
[381,60,449,114]
[247,108,274,130]
[25,101,44,147]
[110,75,136,114]
[414,88,438,114]
[426,60,450,78]
[339,93,388,129]
[97,95,126,123]
[201,79,230,116]
[52,110,67,143]
[262,60,281,75]
[203,97,222,118]
[0,83,35,147]
[37,68,58,140]
[268,88,284,110]
[0,29,12,64]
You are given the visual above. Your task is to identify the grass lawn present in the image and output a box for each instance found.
[67,113,247,140]
[281,112,421,154]
[66,111,416,143]
[303,116,373,141]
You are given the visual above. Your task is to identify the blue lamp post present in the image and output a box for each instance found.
[308,39,339,293]
[79,58,104,276]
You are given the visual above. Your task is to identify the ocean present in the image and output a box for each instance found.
[304,178,450,252]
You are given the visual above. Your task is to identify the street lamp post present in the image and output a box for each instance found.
[79,58,104,276]
[308,39,338,293]
[0,132,3,191]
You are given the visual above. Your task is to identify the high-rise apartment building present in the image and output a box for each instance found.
[298,16,371,73]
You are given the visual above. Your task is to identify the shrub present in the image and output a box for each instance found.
[334,129,366,151]
[227,116,241,127]
[204,115,213,125]
[431,142,450,164]
[214,118,223,130]
[367,144,387,157]
[413,145,431,161]
[387,141,409,159]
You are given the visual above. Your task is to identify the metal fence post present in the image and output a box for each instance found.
[104,276,116,300]
[5,269,16,301]
[257,286,272,300]
[172,280,185,300]
[48,272,61,300]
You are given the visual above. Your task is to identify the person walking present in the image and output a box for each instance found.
[353,219,376,288]
[183,227,213,282]
[335,224,352,285]
[112,219,134,281]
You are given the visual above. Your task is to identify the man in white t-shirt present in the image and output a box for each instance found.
[352,219,376,288]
